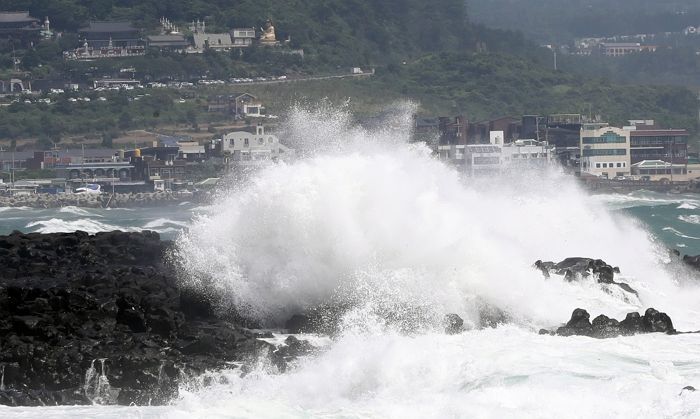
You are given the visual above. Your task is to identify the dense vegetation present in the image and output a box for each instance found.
[379,52,698,129]
[3,0,470,67]
[467,0,700,42]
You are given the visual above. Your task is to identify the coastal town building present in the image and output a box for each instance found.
[0,11,41,44]
[221,125,294,165]
[192,33,234,51]
[629,128,689,165]
[146,34,189,51]
[207,93,262,118]
[231,28,256,47]
[464,145,502,176]
[501,139,554,167]
[630,160,689,182]
[580,126,631,178]
[79,22,140,48]
[600,42,657,56]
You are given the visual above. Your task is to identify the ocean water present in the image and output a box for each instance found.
[1,105,699,418]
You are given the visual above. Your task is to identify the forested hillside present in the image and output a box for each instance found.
[3,0,470,66]
[467,0,700,42]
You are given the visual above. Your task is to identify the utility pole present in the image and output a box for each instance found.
[553,47,557,71]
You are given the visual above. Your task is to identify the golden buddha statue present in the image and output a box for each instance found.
[260,19,276,43]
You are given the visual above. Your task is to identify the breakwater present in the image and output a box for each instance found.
[0,191,207,209]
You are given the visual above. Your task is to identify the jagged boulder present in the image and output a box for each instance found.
[682,255,700,272]
[534,257,637,297]
[549,308,676,338]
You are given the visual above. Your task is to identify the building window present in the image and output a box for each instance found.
[617,163,622,168]
[268,137,274,143]
[596,163,601,168]
[582,132,627,144]
[244,138,249,147]
[258,138,264,145]
[582,149,627,157]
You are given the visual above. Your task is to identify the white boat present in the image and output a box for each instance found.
[74,184,101,194]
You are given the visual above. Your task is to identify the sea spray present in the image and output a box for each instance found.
[174,104,700,331]
[84,359,118,404]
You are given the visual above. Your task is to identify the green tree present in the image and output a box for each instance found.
[118,112,133,130]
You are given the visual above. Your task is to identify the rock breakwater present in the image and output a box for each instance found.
[0,191,204,209]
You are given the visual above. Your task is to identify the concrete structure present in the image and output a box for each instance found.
[207,93,262,118]
[176,141,206,161]
[629,128,689,165]
[631,160,689,182]
[600,42,656,56]
[231,28,256,47]
[501,139,554,168]
[580,126,631,178]
[0,78,30,94]
[56,162,134,181]
[464,145,502,176]
[221,125,294,165]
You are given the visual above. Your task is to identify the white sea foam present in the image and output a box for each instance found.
[679,215,700,226]
[663,227,700,241]
[25,218,135,234]
[594,192,700,211]
[143,218,189,229]
[58,206,103,217]
[7,328,699,419]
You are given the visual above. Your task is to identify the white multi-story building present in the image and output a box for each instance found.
[464,145,502,176]
[221,125,294,165]
[580,126,631,178]
[231,28,256,47]
[501,139,554,167]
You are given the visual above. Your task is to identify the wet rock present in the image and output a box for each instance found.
[682,254,700,272]
[270,336,315,373]
[443,313,464,334]
[0,231,264,406]
[556,308,593,337]
[478,304,510,329]
[642,308,675,334]
[550,308,677,338]
[534,257,638,297]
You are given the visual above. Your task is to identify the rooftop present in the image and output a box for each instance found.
[630,129,688,137]
[0,11,39,23]
[80,22,137,33]
[146,34,187,42]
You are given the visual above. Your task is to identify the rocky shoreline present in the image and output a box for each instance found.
[0,231,278,406]
[0,232,698,407]
[0,191,208,209]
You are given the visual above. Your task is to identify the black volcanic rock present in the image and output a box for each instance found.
[0,231,271,406]
[551,308,677,338]
[556,308,593,337]
[443,313,465,334]
[682,254,700,272]
[534,257,638,297]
